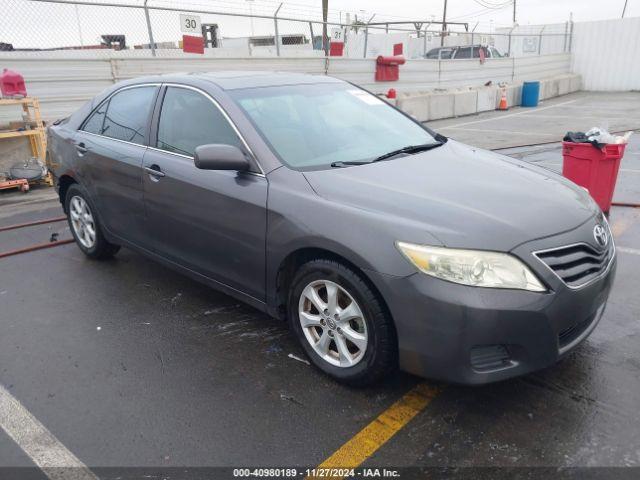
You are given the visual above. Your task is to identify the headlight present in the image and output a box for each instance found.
[396,242,546,292]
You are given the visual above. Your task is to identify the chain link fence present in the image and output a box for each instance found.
[1,0,573,59]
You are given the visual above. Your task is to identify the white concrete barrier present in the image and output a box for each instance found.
[396,73,582,122]
[429,92,456,120]
[476,87,497,112]
[453,90,477,117]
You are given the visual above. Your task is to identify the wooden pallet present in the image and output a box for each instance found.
[0,97,51,186]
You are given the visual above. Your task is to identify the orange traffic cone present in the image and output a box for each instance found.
[498,87,508,110]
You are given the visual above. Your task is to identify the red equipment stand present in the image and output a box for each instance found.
[0,178,29,193]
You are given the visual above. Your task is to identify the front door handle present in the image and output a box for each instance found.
[75,142,88,155]
[144,165,165,178]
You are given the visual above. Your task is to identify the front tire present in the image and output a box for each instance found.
[65,184,120,260]
[288,259,397,386]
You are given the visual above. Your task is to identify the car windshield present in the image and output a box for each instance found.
[231,83,438,170]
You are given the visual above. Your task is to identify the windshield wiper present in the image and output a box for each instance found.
[330,160,370,168]
[330,138,446,168]
[372,142,444,162]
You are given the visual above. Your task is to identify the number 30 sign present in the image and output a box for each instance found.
[180,14,202,34]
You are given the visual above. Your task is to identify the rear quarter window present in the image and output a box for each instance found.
[81,86,157,145]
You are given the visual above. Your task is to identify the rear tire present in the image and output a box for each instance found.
[288,259,397,386]
[65,184,120,260]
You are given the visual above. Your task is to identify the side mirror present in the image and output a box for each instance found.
[194,144,250,171]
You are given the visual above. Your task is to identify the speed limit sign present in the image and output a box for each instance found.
[180,14,201,34]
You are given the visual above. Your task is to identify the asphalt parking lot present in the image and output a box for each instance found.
[1,93,640,479]
[429,91,640,150]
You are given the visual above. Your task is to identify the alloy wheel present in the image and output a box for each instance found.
[298,280,368,367]
[69,195,96,249]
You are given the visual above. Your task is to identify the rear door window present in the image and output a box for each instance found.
[82,101,108,135]
[455,47,472,59]
[440,48,454,59]
[82,86,157,146]
[156,86,242,157]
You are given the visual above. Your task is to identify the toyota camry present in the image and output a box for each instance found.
[48,72,616,385]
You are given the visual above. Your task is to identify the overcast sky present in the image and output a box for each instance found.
[323,0,637,28]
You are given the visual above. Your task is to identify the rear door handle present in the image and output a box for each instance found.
[144,165,165,178]
[75,142,87,154]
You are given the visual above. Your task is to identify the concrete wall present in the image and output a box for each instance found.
[571,17,640,91]
[0,51,574,173]
[0,52,573,122]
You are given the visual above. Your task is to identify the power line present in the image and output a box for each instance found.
[449,2,513,21]
[472,0,513,10]
[153,0,418,22]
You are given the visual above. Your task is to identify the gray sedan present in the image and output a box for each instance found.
[48,72,615,385]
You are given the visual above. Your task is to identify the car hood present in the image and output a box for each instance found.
[303,140,599,252]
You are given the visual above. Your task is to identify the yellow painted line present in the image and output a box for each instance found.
[308,382,441,479]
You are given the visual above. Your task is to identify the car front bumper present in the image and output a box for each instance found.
[368,220,617,385]
[370,257,615,385]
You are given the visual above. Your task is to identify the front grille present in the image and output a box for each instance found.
[535,242,614,288]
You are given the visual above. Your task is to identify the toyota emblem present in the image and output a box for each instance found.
[593,224,609,248]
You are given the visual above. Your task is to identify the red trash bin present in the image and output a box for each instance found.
[562,141,626,214]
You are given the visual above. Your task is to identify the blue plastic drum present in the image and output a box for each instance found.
[521,81,540,107]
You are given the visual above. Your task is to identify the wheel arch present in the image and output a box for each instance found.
[274,247,394,331]
[57,174,78,212]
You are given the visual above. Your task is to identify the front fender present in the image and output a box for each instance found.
[265,167,440,308]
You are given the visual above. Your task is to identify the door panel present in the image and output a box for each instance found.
[76,85,158,245]
[142,85,267,300]
[142,149,268,300]
[76,132,147,243]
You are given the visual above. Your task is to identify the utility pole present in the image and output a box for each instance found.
[74,4,84,47]
[322,0,329,56]
[441,0,447,46]
[143,0,156,57]
[622,0,629,18]
[246,0,255,37]
[513,0,517,24]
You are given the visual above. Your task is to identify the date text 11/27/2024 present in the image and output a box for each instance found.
[232,468,400,478]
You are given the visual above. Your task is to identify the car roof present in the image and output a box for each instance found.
[126,71,343,91]
[199,71,342,90]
